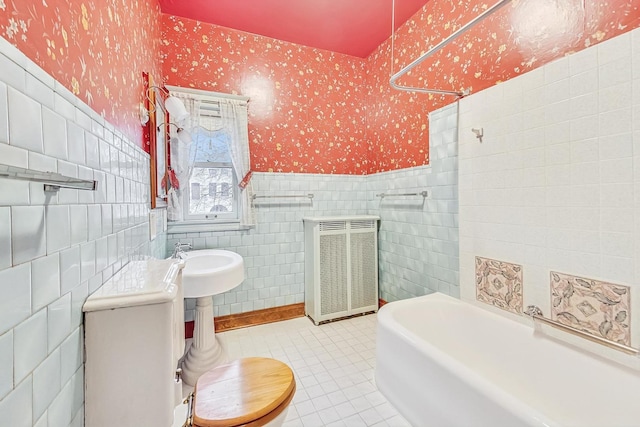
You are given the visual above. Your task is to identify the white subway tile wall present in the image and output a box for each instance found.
[8,87,44,153]
[0,330,13,401]
[0,40,166,425]
[11,206,46,265]
[458,28,640,361]
[0,207,11,269]
[0,263,31,335]
[31,253,61,312]
[13,309,48,384]
[32,348,61,421]
[0,375,32,427]
[0,81,9,144]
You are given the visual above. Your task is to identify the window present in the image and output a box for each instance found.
[167,86,252,230]
[184,127,238,221]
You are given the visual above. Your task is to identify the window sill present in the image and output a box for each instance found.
[167,220,253,234]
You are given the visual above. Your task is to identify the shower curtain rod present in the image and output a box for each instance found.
[390,0,512,97]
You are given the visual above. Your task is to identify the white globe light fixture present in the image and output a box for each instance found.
[164,95,190,123]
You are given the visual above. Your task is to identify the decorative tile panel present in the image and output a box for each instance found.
[475,257,523,314]
[550,272,631,346]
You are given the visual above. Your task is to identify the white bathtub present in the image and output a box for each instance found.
[375,292,640,427]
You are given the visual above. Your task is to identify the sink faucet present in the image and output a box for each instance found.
[172,242,192,259]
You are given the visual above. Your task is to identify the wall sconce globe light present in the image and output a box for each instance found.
[164,96,190,123]
[140,85,190,126]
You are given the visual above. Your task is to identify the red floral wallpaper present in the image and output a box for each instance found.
[0,0,163,147]
[161,15,369,174]
[2,0,638,166]
[366,0,640,172]
[161,0,639,175]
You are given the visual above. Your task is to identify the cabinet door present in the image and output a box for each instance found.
[350,231,378,310]
[319,233,349,316]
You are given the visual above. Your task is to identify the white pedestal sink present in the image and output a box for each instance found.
[180,249,244,386]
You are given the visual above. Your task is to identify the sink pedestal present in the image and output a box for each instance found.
[179,249,245,386]
[181,296,227,386]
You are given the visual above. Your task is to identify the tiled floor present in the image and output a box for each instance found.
[216,314,411,427]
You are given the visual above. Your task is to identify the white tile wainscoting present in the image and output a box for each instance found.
[169,172,370,321]
[0,38,165,426]
[171,102,460,322]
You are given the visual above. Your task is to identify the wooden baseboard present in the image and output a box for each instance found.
[379,298,387,308]
[185,302,306,337]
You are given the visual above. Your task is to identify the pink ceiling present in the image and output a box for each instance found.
[158,0,430,58]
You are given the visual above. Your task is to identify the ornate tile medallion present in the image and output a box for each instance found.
[475,257,523,314]
[550,272,631,346]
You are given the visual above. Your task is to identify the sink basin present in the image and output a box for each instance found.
[181,249,245,298]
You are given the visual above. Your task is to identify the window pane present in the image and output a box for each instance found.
[220,183,230,197]
[192,131,232,163]
[189,167,234,215]
[190,183,200,200]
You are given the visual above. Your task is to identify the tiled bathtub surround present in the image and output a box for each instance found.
[172,102,460,320]
[551,272,631,346]
[458,28,640,355]
[0,39,163,425]
[475,257,523,314]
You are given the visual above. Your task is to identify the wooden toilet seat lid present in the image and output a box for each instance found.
[193,357,295,427]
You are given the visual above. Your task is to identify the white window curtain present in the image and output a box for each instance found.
[219,100,255,227]
[167,91,255,227]
[167,93,199,222]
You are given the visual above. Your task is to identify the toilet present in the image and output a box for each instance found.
[181,357,296,427]
[84,259,296,427]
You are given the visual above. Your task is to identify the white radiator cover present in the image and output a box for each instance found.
[303,216,379,324]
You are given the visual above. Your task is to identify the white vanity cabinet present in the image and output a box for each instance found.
[303,216,379,324]
[83,259,185,427]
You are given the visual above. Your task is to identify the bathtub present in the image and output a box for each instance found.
[375,292,640,427]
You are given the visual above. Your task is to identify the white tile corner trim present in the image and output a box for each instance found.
[0,38,166,426]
